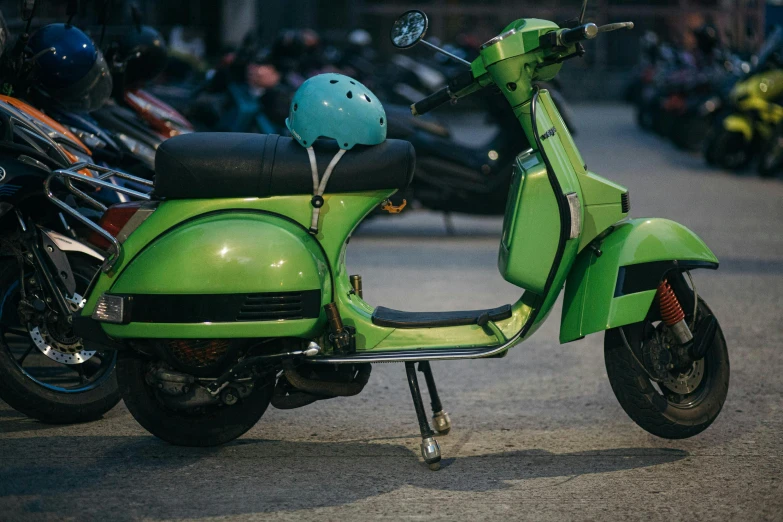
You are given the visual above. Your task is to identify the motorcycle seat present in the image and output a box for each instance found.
[153,133,416,199]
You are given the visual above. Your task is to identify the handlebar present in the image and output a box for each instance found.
[559,23,598,46]
[411,87,452,116]
[411,69,475,116]
[539,21,634,49]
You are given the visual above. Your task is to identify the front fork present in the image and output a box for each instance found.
[657,271,718,372]
[13,212,79,321]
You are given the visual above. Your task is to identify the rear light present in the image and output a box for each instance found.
[88,201,157,250]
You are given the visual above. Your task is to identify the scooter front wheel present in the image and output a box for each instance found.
[118,354,274,447]
[604,292,729,439]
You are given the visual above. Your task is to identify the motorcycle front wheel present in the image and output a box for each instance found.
[757,131,783,178]
[604,289,729,439]
[118,353,274,447]
[704,129,752,171]
[0,255,119,423]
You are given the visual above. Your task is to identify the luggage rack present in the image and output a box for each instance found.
[45,162,154,272]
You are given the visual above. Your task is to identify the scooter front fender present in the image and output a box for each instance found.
[560,218,718,343]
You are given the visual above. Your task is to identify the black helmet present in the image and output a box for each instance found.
[28,23,113,112]
[117,25,168,86]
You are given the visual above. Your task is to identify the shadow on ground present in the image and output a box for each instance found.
[0,436,688,519]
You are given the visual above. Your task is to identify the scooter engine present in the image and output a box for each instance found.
[144,362,255,411]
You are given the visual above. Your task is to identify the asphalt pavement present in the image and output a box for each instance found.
[1,105,781,521]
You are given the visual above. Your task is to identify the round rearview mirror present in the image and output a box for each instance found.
[390,10,429,49]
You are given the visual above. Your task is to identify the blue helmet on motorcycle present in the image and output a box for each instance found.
[28,23,113,112]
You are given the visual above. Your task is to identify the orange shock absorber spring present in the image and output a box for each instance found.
[658,279,685,326]
[658,278,694,344]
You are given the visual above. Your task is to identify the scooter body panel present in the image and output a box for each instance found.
[559,218,718,343]
[83,191,393,339]
[103,212,330,339]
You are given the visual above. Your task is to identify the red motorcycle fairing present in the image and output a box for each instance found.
[123,89,194,139]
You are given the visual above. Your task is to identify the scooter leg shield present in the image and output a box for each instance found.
[93,212,332,339]
[559,218,718,343]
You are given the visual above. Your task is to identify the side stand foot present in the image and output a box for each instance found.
[405,362,441,470]
[418,361,452,435]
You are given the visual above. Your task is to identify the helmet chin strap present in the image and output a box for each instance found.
[307,147,346,235]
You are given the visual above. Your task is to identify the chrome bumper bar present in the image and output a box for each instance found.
[45,162,154,272]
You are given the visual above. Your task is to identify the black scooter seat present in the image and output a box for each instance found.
[153,133,416,199]
[372,304,512,328]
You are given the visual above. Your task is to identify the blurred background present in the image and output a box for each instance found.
[0,0,774,100]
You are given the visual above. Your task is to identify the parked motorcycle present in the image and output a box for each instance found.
[703,27,783,176]
[52,8,728,471]
[0,4,137,423]
[0,88,121,424]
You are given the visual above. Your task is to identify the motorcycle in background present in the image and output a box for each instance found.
[703,27,783,176]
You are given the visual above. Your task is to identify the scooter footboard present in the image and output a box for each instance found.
[559,218,718,343]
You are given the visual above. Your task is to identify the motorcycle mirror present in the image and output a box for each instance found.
[19,0,36,21]
[131,3,142,32]
[390,10,471,67]
[390,10,429,49]
[66,0,78,25]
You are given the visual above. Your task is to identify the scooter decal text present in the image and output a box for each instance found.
[540,127,557,141]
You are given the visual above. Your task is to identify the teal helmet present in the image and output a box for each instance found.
[286,73,386,150]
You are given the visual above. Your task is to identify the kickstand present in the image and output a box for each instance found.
[405,362,442,470]
[418,361,451,435]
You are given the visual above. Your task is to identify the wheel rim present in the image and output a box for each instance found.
[0,278,116,393]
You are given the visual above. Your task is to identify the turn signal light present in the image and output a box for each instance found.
[92,294,130,324]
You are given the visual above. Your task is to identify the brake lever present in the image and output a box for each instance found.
[596,22,634,33]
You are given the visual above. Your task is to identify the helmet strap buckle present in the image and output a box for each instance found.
[307,147,346,235]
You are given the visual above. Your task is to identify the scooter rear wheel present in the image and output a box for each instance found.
[118,354,274,447]
[604,292,729,439]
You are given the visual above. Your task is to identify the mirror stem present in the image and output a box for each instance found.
[420,39,471,67]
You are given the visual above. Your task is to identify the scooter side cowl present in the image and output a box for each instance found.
[99,211,332,339]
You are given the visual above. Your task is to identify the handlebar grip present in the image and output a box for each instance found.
[558,23,598,46]
[411,87,452,116]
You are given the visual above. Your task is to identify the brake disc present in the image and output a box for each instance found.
[662,358,705,395]
[29,324,95,366]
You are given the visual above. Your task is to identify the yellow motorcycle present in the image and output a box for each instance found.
[704,28,783,177]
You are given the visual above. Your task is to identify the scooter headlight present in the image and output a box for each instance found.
[92,294,131,324]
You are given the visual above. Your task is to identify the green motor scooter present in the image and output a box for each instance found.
[48,8,728,470]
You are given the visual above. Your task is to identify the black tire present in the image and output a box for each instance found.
[704,129,752,170]
[757,132,783,178]
[0,255,120,423]
[604,294,729,439]
[118,353,274,446]
[670,116,710,152]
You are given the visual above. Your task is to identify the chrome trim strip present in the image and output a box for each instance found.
[309,335,523,364]
[481,28,518,50]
